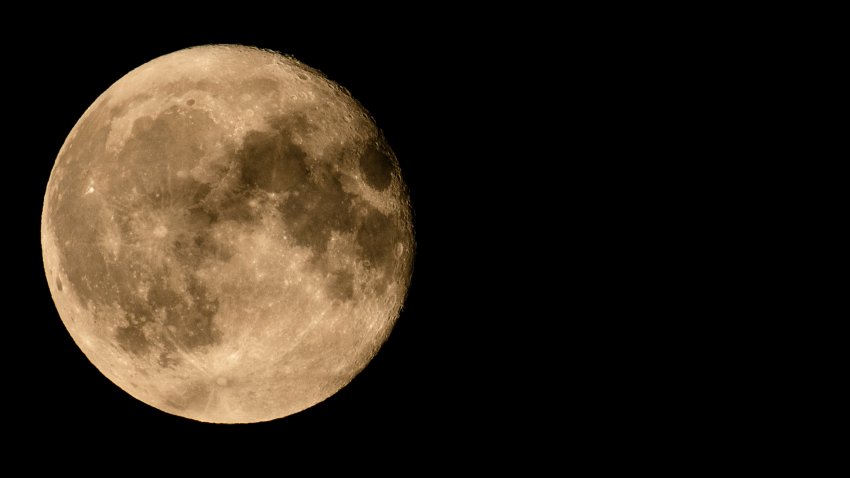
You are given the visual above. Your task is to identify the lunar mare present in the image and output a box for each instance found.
[41,45,413,423]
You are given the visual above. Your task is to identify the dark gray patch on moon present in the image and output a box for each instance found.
[238,114,311,194]
[105,254,222,357]
[327,270,355,302]
[107,92,154,120]
[356,208,400,270]
[56,277,63,292]
[112,106,217,195]
[172,210,234,264]
[165,380,211,412]
[356,209,404,294]
[50,101,228,358]
[234,115,360,256]
[50,101,118,305]
[278,171,356,255]
[159,79,219,99]
[158,351,180,369]
[359,144,393,191]
[243,77,280,97]
[115,324,150,355]
[232,115,407,298]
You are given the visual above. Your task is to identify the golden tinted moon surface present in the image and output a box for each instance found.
[41,45,414,423]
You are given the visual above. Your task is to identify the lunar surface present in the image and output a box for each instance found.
[41,45,414,423]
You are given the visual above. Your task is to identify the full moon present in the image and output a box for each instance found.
[41,45,414,423]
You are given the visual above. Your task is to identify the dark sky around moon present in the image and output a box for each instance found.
[3,22,542,460]
[1,12,772,469]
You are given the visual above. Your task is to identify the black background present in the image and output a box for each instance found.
[6,19,533,459]
[1,10,807,468]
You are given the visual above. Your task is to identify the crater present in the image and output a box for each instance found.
[56,277,63,292]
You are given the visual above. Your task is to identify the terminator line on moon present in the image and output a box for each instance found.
[41,45,414,423]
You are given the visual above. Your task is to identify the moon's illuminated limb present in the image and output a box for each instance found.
[41,45,414,423]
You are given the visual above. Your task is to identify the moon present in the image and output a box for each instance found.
[41,45,414,423]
